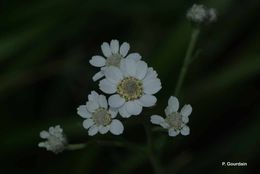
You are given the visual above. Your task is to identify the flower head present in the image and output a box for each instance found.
[150,96,192,137]
[77,91,124,136]
[186,4,217,24]
[38,125,67,153]
[99,59,161,118]
[89,39,142,81]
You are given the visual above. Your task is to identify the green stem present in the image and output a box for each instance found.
[144,124,163,174]
[66,143,86,150]
[174,27,200,96]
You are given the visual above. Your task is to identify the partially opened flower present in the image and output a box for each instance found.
[99,59,161,118]
[150,96,192,137]
[38,125,67,153]
[89,39,142,81]
[186,4,217,24]
[77,91,124,136]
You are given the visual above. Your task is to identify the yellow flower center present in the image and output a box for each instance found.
[92,108,112,126]
[165,112,183,130]
[106,54,122,67]
[117,77,143,101]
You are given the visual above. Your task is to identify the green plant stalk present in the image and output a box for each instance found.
[174,27,200,96]
[144,124,163,174]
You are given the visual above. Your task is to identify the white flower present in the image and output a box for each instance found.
[186,4,217,24]
[89,39,142,81]
[77,91,124,136]
[99,58,161,118]
[38,125,67,153]
[150,96,192,137]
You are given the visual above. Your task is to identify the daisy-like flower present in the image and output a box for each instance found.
[150,96,192,137]
[89,39,142,81]
[77,91,124,136]
[99,58,161,118]
[38,125,67,153]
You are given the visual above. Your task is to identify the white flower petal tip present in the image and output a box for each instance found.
[110,120,124,135]
[78,91,124,136]
[89,56,106,67]
[153,96,192,137]
[38,125,67,153]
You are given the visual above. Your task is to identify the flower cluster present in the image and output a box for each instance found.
[78,40,162,135]
[151,96,192,136]
[38,125,67,153]
[186,4,217,24]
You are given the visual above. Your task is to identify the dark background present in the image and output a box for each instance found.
[0,0,259,173]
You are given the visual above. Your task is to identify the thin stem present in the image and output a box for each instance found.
[174,27,200,96]
[144,124,163,174]
[66,143,86,150]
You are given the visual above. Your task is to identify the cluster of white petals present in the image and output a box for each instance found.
[89,40,141,81]
[38,125,67,153]
[151,96,192,137]
[99,59,161,118]
[77,91,124,136]
[186,4,217,24]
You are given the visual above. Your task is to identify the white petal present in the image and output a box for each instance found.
[108,94,125,108]
[104,66,123,83]
[182,116,189,124]
[83,119,94,129]
[143,79,162,94]
[168,96,179,113]
[77,105,91,118]
[125,58,137,76]
[88,91,99,103]
[99,125,110,134]
[164,106,171,116]
[86,101,99,112]
[168,129,180,137]
[181,105,192,117]
[88,125,99,136]
[40,131,49,139]
[89,56,106,67]
[101,42,112,57]
[125,53,141,61]
[135,61,148,80]
[92,71,104,81]
[99,79,117,94]
[118,104,131,118]
[98,95,108,109]
[139,95,157,107]
[109,108,118,118]
[110,119,124,135]
[150,115,164,125]
[144,68,158,81]
[120,42,130,57]
[110,40,119,54]
[126,101,142,115]
[181,126,190,136]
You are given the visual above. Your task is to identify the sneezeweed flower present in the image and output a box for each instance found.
[89,39,142,81]
[99,58,161,118]
[77,91,124,136]
[150,96,192,137]
[38,125,67,153]
[186,4,217,24]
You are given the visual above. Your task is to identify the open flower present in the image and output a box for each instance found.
[38,125,67,153]
[150,96,192,137]
[99,58,161,118]
[77,91,124,136]
[89,39,142,81]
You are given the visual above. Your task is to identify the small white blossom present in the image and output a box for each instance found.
[187,4,217,24]
[99,59,161,118]
[150,96,192,137]
[38,125,67,153]
[77,91,124,136]
[89,39,142,81]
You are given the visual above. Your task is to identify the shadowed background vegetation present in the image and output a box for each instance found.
[1,0,259,173]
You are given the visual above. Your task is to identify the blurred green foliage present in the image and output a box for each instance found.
[0,0,259,173]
